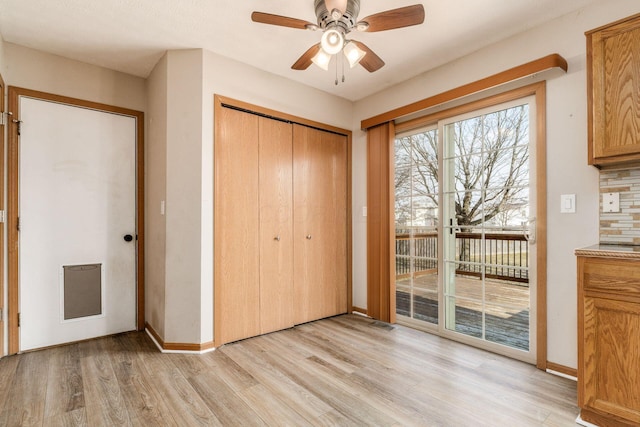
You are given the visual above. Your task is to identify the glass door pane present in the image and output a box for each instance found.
[395,128,439,325]
[442,102,533,353]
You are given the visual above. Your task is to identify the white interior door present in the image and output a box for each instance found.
[19,96,137,351]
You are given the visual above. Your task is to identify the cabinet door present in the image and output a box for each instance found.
[582,296,640,424]
[589,16,640,163]
[259,117,294,334]
[214,107,261,345]
[293,125,348,324]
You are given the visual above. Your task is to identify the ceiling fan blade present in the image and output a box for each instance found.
[357,4,425,32]
[251,12,316,30]
[352,41,385,72]
[292,44,322,70]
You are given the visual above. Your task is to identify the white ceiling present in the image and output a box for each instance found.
[0,0,597,102]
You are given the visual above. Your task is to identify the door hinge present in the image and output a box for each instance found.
[0,308,3,321]
[17,313,20,328]
[17,216,20,231]
[0,210,5,223]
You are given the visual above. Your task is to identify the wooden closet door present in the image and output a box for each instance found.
[293,124,348,324]
[259,117,294,334]
[214,107,260,345]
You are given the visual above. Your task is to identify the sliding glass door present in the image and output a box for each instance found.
[395,96,537,362]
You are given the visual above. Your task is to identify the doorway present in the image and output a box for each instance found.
[7,87,145,354]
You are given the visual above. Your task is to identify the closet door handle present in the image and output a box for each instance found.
[306,235,312,240]
[274,235,281,242]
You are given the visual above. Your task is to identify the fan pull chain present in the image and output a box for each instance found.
[335,55,339,85]
[342,53,345,83]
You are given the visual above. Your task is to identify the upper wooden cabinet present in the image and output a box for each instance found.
[587,13,640,167]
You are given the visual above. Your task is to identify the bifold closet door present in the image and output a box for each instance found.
[259,117,294,334]
[293,124,348,324]
[214,107,261,345]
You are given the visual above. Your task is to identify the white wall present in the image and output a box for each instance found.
[4,43,145,111]
[163,50,204,344]
[0,32,6,79]
[352,0,639,369]
[145,53,168,339]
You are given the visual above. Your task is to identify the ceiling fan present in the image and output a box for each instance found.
[251,0,425,74]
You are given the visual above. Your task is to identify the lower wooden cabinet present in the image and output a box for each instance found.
[577,255,640,426]
[214,99,349,346]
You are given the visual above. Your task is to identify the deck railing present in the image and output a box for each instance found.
[396,230,529,284]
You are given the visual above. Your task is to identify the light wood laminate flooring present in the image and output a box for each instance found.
[0,314,578,426]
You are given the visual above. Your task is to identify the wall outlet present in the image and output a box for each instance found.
[602,192,620,213]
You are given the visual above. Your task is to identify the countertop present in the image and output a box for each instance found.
[575,244,640,259]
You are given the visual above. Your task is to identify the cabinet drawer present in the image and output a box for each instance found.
[581,257,640,297]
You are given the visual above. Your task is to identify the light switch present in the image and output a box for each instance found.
[160,200,166,215]
[362,206,367,217]
[560,194,576,214]
[602,192,620,213]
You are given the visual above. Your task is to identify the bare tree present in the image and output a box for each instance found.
[395,129,438,228]
[395,105,529,229]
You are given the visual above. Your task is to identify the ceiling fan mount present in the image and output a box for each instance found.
[312,0,361,34]
[251,0,425,74]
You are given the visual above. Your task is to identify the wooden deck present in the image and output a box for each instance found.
[0,315,578,426]
[397,273,530,350]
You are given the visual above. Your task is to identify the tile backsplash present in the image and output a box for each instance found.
[600,168,640,245]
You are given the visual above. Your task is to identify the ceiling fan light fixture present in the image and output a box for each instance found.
[311,49,332,71]
[343,41,366,68]
[320,28,344,55]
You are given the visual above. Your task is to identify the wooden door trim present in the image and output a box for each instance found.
[7,86,145,355]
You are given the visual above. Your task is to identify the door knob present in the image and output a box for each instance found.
[124,234,134,242]
[306,235,312,240]
[274,235,281,242]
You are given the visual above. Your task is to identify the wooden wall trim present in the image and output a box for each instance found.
[7,86,145,355]
[546,362,577,379]
[361,54,567,130]
[352,306,368,316]
[366,121,395,323]
[145,322,216,353]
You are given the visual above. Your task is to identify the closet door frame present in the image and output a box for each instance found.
[213,95,352,347]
